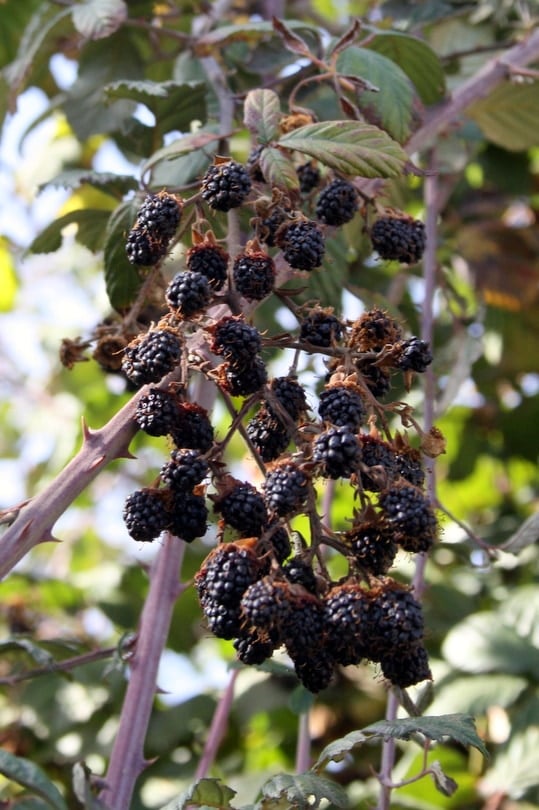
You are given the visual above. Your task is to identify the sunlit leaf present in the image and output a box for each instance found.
[103,201,144,311]
[467,81,539,151]
[72,0,127,40]
[41,170,137,199]
[0,750,68,810]
[104,80,207,136]
[363,714,489,758]
[278,121,408,177]
[28,210,110,254]
[501,512,539,554]
[313,730,369,772]
[259,772,349,809]
[365,31,446,104]
[244,89,282,143]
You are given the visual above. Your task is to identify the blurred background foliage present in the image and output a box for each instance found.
[0,0,538,808]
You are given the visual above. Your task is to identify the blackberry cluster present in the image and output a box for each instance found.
[379,483,438,553]
[324,584,371,666]
[318,384,365,429]
[313,426,361,479]
[201,160,252,212]
[170,402,214,452]
[370,215,426,264]
[214,481,268,537]
[300,310,344,347]
[315,178,359,227]
[126,191,182,267]
[233,250,275,301]
[169,493,208,542]
[396,447,426,489]
[282,557,318,594]
[122,328,183,388]
[259,206,290,247]
[166,271,211,318]
[125,228,166,267]
[276,219,325,271]
[186,242,229,291]
[263,462,310,517]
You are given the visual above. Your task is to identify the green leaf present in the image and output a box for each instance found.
[337,47,414,143]
[0,750,68,810]
[481,727,539,799]
[28,210,110,254]
[259,147,300,192]
[313,730,369,772]
[278,120,409,177]
[0,638,55,668]
[501,512,539,554]
[365,31,446,105]
[141,129,222,179]
[244,89,282,143]
[41,170,137,200]
[259,773,349,809]
[443,612,539,678]
[467,81,539,151]
[158,777,237,810]
[193,19,319,57]
[429,674,528,716]
[72,0,127,40]
[429,760,458,797]
[104,80,207,137]
[363,714,489,759]
[103,201,144,312]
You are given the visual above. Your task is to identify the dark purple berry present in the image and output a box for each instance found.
[380,643,432,687]
[313,426,361,479]
[135,387,181,437]
[263,462,310,517]
[195,541,263,609]
[122,329,183,387]
[345,520,397,576]
[266,377,308,422]
[170,402,214,452]
[394,337,433,373]
[276,219,325,271]
[282,557,317,595]
[315,178,359,227]
[186,242,229,291]
[136,191,182,240]
[324,583,371,666]
[358,434,399,492]
[214,482,268,537]
[246,407,291,462]
[209,316,262,366]
[219,356,268,397]
[396,448,426,489]
[366,580,425,661]
[126,227,167,267]
[169,493,208,542]
[201,160,252,211]
[356,359,391,399]
[378,483,437,553]
[233,251,275,301]
[318,384,366,429]
[259,206,290,247]
[240,576,291,637]
[370,216,426,264]
[166,271,211,318]
[160,449,209,492]
[297,161,321,194]
[300,311,344,347]
[122,488,170,543]
[234,627,276,665]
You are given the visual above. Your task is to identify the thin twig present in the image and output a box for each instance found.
[0,643,123,687]
[195,668,239,779]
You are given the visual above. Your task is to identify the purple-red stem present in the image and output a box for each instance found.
[195,668,240,780]
[295,711,312,773]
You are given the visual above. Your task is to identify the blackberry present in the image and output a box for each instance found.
[160,449,209,492]
[195,541,263,608]
[267,377,308,422]
[324,583,371,666]
[318,384,366,429]
[209,316,262,366]
[349,307,403,353]
[186,242,229,291]
[315,178,359,226]
[265,522,291,564]
[201,160,252,211]
[121,328,183,387]
[294,649,335,693]
[246,407,290,462]
[345,521,397,576]
[370,215,426,264]
[276,219,325,271]
[366,580,425,660]
[246,145,265,182]
[380,643,432,688]
[394,337,433,373]
[200,595,242,640]
[300,310,344,347]
[169,493,208,542]
[263,462,310,517]
[170,402,214,452]
[122,488,170,543]
[165,271,211,318]
[396,448,425,489]
[358,434,399,492]
[218,356,268,397]
[234,627,276,665]
[312,426,361,479]
[135,387,180,437]
[297,161,321,194]
[282,557,317,595]
[136,191,182,241]
[283,592,326,670]
[259,206,290,247]
[356,359,391,399]
[233,250,275,301]
[379,483,437,553]
[240,576,291,637]
[214,482,268,537]
[126,226,167,267]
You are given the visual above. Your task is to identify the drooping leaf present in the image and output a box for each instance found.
[71,0,127,41]
[501,512,539,554]
[467,80,539,151]
[443,612,539,679]
[337,47,415,143]
[104,80,207,137]
[41,170,137,200]
[259,147,300,192]
[313,730,369,772]
[158,777,237,810]
[429,760,459,796]
[0,638,55,668]
[363,714,489,759]
[278,120,409,177]
[244,89,282,144]
[29,210,110,255]
[0,750,68,810]
[272,16,313,57]
[103,201,144,312]
[259,773,349,809]
[365,31,446,104]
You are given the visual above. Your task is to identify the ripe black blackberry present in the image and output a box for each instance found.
[218,356,268,397]
[136,191,182,241]
[122,488,171,543]
[297,161,321,194]
[169,493,208,542]
[358,434,399,492]
[380,642,432,688]
[200,595,242,640]
[267,376,308,422]
[126,226,167,267]
[160,449,209,492]
[300,310,344,347]
[315,178,359,227]
[370,215,426,264]
[246,407,290,462]
[366,580,425,661]
[232,250,275,301]
[356,359,391,399]
[396,448,426,489]
[283,592,330,691]
[259,206,290,247]
[276,219,325,271]
[282,557,317,595]
[234,627,276,666]
[313,426,361,479]
[324,583,371,666]
[345,521,397,577]
[378,483,437,553]
[186,242,229,291]
[263,462,310,517]
[394,337,433,373]
[170,402,214,452]
[265,522,291,564]
[209,316,262,366]
[135,387,181,437]
[165,271,211,318]
[240,576,291,637]
[195,541,263,608]
[121,328,183,387]
[294,650,335,693]
[318,384,366,429]
[201,160,252,212]
[349,307,403,353]
[214,482,268,537]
